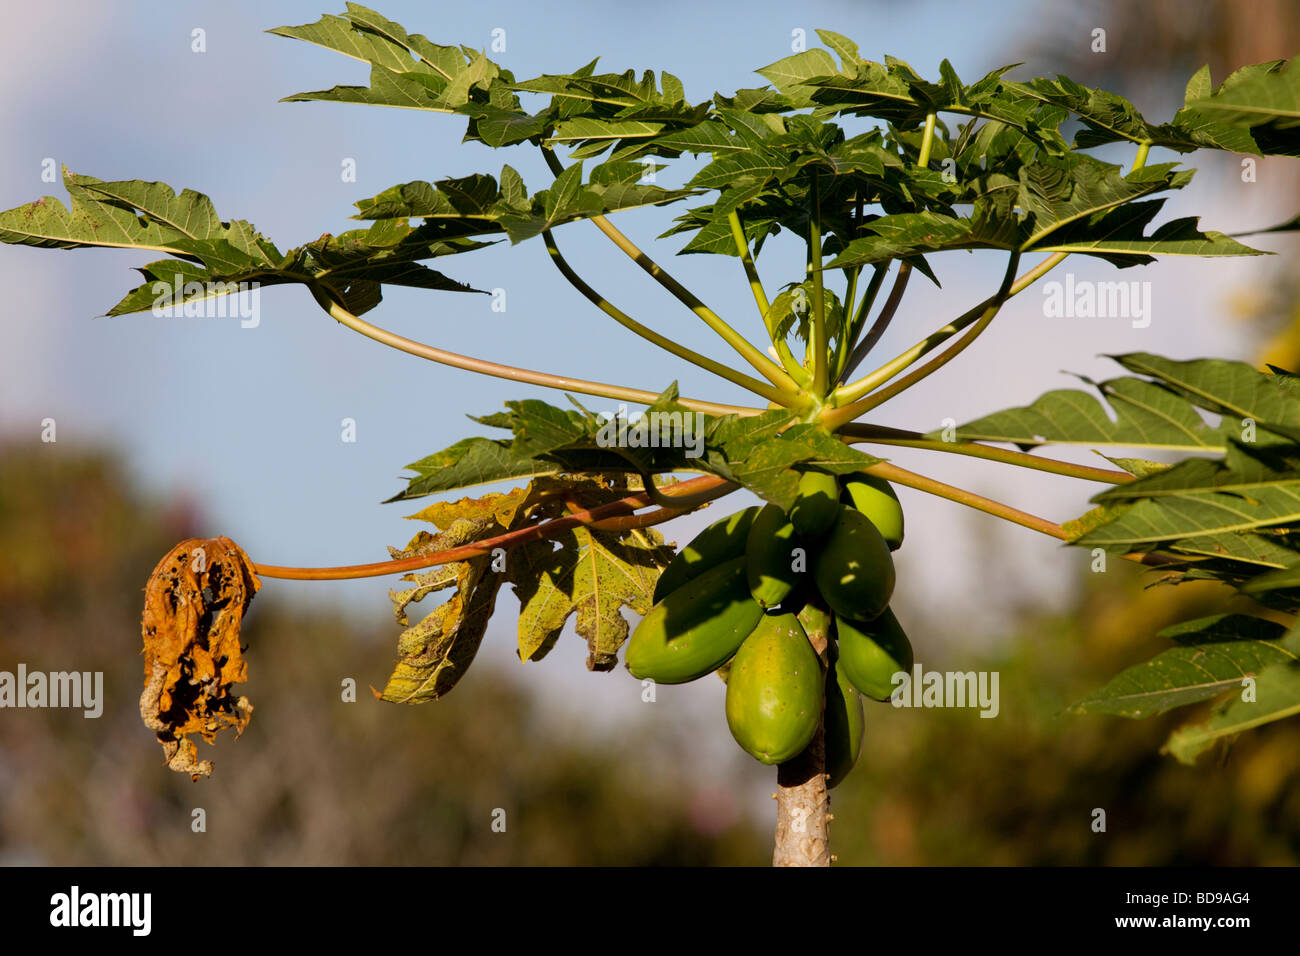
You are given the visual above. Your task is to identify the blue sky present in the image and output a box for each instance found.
[1,0,1294,733]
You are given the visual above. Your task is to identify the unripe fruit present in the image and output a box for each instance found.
[745,503,803,609]
[812,505,895,621]
[789,469,840,538]
[626,557,763,684]
[823,654,864,788]
[725,611,822,765]
[841,473,904,550]
[653,505,760,603]
[835,607,912,701]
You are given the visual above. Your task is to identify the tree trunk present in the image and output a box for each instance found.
[773,719,830,866]
[773,601,831,867]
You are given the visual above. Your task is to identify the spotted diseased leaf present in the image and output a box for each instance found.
[139,537,260,779]
[381,513,510,703]
[1059,501,1134,542]
[384,476,675,696]
[510,476,674,670]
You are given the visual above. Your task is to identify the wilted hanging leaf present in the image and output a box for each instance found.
[379,509,510,703]
[139,537,260,779]
[382,476,676,700]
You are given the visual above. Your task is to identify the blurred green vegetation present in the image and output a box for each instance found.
[831,570,1300,865]
[1,443,1298,865]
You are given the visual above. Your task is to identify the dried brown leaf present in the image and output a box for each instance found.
[139,536,259,779]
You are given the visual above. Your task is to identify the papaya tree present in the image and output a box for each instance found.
[4,5,1299,866]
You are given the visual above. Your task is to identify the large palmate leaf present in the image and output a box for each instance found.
[1006,72,1257,154]
[381,514,509,702]
[767,44,1071,156]
[0,169,263,255]
[1071,614,1298,718]
[825,157,1262,268]
[270,4,503,115]
[941,354,1300,451]
[1164,659,1300,764]
[0,168,486,316]
[1074,439,1300,552]
[354,161,695,245]
[1073,614,1300,766]
[703,421,879,508]
[389,386,721,503]
[390,389,880,508]
[507,477,674,669]
[1037,214,1263,259]
[1181,56,1300,155]
[954,353,1300,616]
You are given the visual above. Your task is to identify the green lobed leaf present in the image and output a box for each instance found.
[354,162,695,245]
[1071,614,1298,718]
[1164,657,1300,764]
[0,168,487,317]
[269,3,502,115]
[1182,56,1300,155]
[940,380,1222,452]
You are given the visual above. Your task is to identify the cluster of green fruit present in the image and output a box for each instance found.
[626,470,913,786]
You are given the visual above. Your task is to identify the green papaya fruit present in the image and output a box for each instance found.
[835,607,912,701]
[653,505,761,603]
[746,504,804,609]
[625,556,763,684]
[823,654,864,788]
[789,469,840,539]
[841,473,904,550]
[812,505,895,621]
[725,611,823,765]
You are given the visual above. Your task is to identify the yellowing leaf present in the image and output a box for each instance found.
[382,474,675,700]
